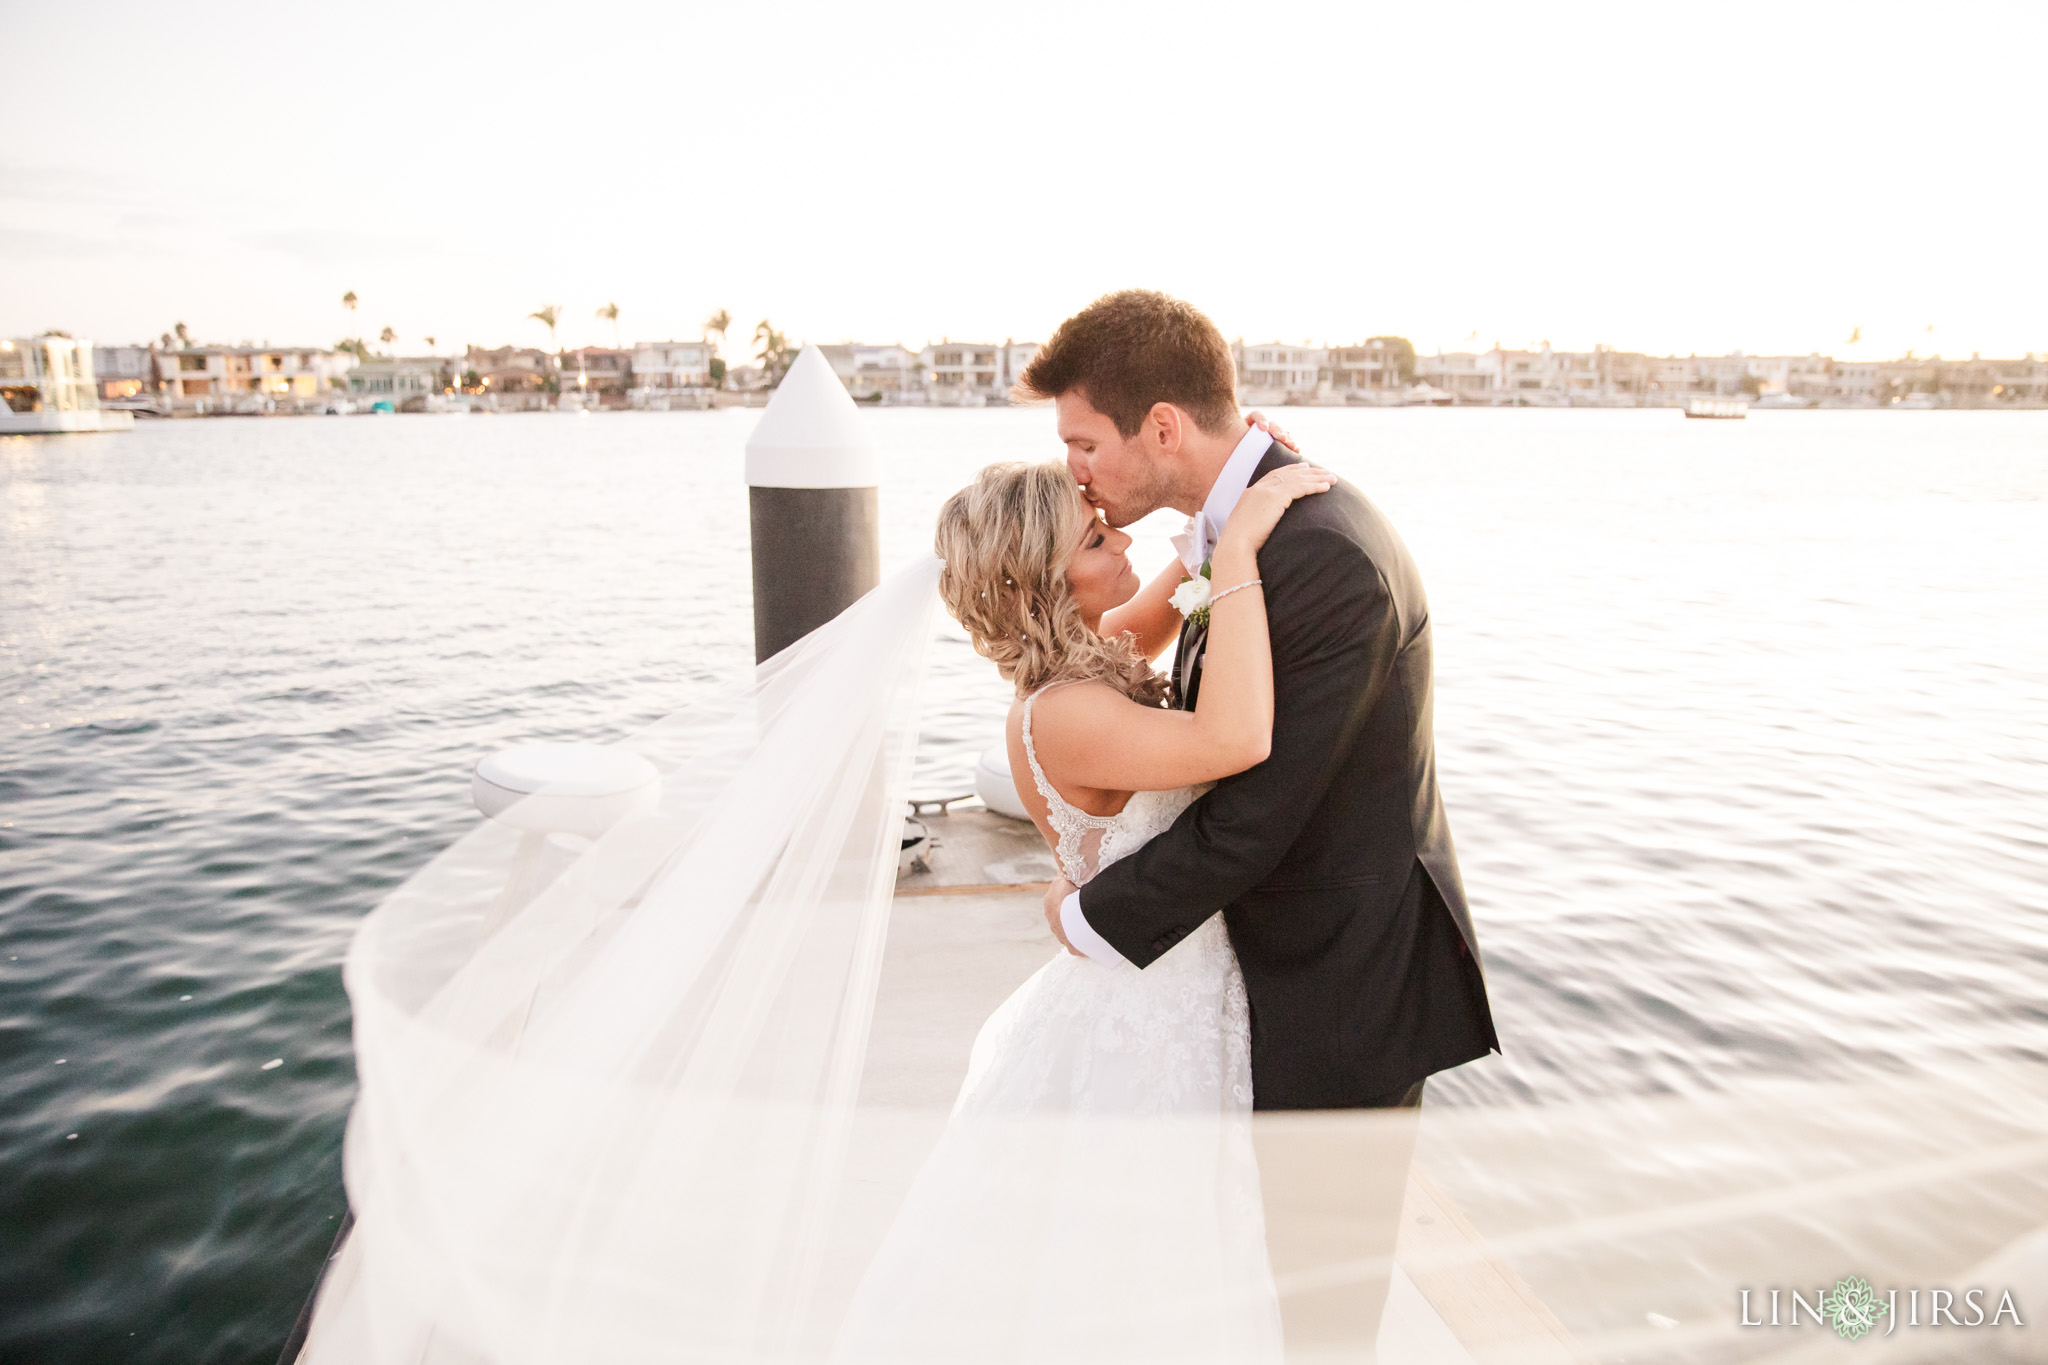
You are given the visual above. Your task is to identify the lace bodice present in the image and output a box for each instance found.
[1020,686,1211,886]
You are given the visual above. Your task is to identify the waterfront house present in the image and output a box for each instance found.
[921,342,1002,402]
[1415,352,1492,402]
[348,357,449,408]
[1647,355,1699,398]
[92,344,156,403]
[1935,354,2048,406]
[560,347,631,393]
[1693,353,1751,396]
[1823,360,1879,405]
[1875,358,1940,405]
[631,340,716,390]
[1781,354,1833,402]
[1591,347,1651,402]
[998,341,1040,398]
[1328,341,1404,395]
[1235,343,1328,404]
[153,345,350,412]
[464,345,557,410]
[1487,347,1547,400]
[820,344,922,401]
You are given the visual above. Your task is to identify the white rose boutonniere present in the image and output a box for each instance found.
[1170,563,1213,627]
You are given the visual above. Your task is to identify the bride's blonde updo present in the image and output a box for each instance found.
[935,461,1171,707]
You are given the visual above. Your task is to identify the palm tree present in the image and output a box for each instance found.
[597,301,621,350]
[174,322,190,348]
[379,327,397,355]
[423,335,437,354]
[703,309,734,389]
[753,319,796,388]
[529,305,561,352]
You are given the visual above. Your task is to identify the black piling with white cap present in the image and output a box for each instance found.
[745,344,882,662]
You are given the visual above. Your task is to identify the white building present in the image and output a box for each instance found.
[820,343,922,401]
[1827,361,1880,404]
[1327,341,1404,393]
[998,341,1040,397]
[1782,354,1833,401]
[1487,347,1547,397]
[348,357,448,406]
[92,345,156,402]
[1647,356,1699,397]
[921,341,1002,401]
[1236,343,1328,401]
[632,340,716,389]
[1415,352,1492,401]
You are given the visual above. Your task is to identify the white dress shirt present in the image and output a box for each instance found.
[1057,425,1276,966]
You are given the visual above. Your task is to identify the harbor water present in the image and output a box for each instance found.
[2,408,2045,1360]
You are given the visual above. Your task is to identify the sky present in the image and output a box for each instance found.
[3,0,2043,361]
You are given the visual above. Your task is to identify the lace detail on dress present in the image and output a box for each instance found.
[1019,685,1123,884]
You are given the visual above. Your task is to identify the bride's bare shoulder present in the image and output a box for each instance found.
[1018,680,1144,751]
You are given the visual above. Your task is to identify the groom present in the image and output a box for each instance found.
[1022,291,1499,1356]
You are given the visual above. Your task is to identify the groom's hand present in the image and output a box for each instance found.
[1044,876,1082,956]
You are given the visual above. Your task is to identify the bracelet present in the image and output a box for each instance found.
[1209,578,1262,606]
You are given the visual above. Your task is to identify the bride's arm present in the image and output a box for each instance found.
[1029,464,1334,792]
[1098,560,1187,661]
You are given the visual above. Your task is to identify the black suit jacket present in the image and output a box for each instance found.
[1080,443,1499,1109]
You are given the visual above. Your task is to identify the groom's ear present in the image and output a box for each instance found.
[1145,401,1187,454]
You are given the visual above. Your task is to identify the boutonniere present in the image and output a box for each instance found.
[1170,562,1213,627]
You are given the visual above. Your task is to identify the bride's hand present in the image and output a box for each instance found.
[1244,411,1300,454]
[1216,463,1335,558]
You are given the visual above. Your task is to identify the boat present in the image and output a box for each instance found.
[1682,395,1749,420]
[0,335,135,434]
[973,742,1032,821]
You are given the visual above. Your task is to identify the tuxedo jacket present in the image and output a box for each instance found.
[1078,444,1499,1109]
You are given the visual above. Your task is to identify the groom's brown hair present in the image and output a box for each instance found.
[1017,290,1239,438]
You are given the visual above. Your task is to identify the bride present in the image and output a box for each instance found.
[833,456,1332,1362]
[305,444,1327,1365]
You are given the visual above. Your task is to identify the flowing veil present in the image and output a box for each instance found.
[298,548,2048,1365]
[305,558,945,1364]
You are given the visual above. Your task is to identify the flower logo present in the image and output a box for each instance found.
[1823,1275,1887,1341]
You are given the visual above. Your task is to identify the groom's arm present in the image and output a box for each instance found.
[1072,521,1400,968]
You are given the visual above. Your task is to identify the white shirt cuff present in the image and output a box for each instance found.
[1060,891,1130,967]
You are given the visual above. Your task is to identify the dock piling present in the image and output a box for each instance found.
[745,344,881,662]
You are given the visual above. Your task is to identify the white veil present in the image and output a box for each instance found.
[305,558,944,1364]
[298,547,2048,1365]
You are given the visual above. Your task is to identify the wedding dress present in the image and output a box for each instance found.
[832,684,1283,1363]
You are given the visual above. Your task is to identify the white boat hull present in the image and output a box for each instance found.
[0,408,135,434]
